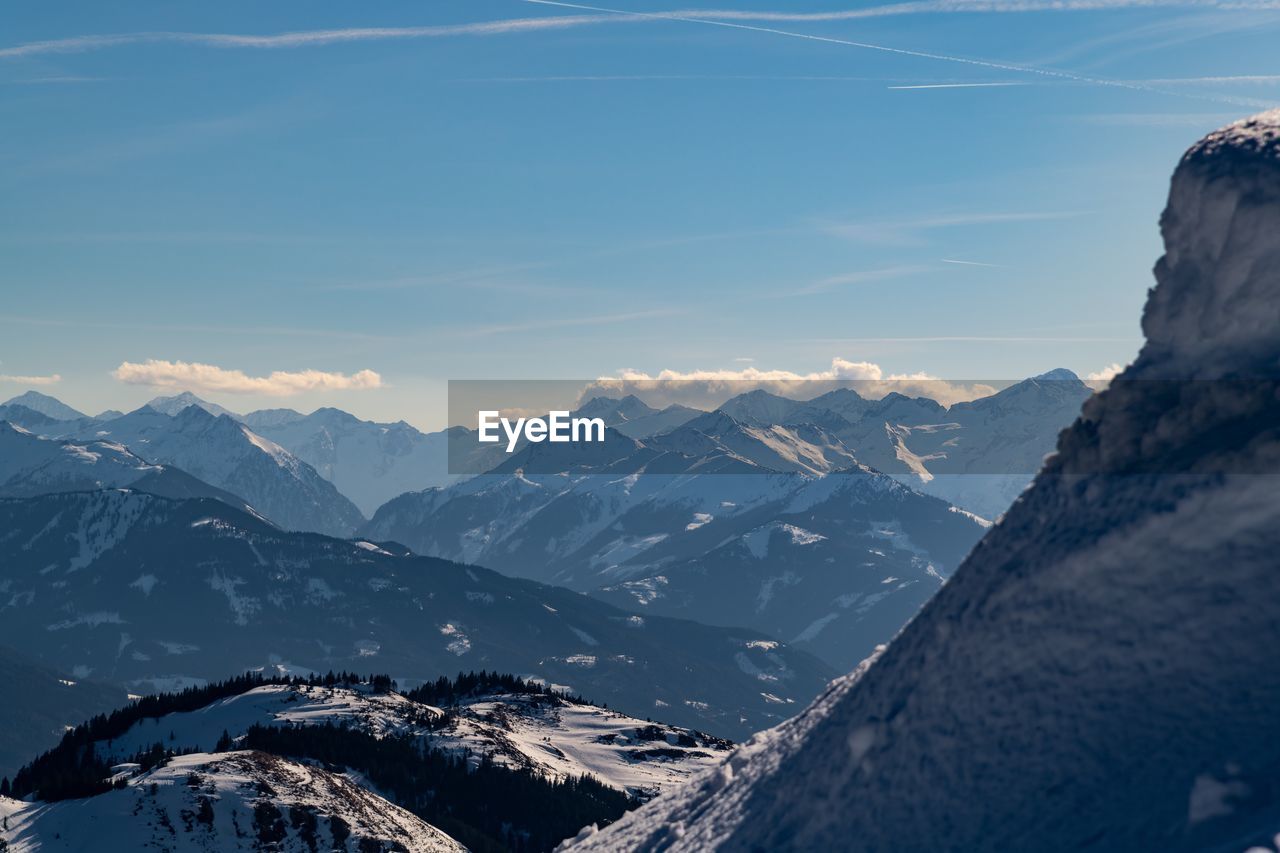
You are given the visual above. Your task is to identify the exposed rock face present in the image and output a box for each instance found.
[563,111,1280,853]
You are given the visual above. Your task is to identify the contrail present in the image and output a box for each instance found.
[521,0,1263,105]
[942,258,1006,266]
[888,81,1030,88]
[0,16,606,59]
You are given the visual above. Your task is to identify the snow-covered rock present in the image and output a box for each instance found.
[0,750,464,852]
[563,110,1280,853]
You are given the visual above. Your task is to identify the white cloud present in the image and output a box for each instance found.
[112,360,382,396]
[583,357,997,409]
[1085,362,1126,389]
[0,373,61,385]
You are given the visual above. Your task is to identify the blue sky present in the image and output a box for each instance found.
[2,0,1277,429]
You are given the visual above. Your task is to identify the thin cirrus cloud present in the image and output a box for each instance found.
[824,211,1083,246]
[2,0,1276,61]
[0,373,61,385]
[887,81,1030,89]
[451,308,684,338]
[0,17,608,59]
[112,359,382,396]
[794,265,935,295]
[1,2,1270,107]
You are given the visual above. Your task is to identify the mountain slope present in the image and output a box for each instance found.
[78,405,364,536]
[565,110,1280,853]
[0,750,465,852]
[0,490,832,738]
[592,470,987,670]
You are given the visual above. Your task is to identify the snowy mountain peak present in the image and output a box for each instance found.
[1032,367,1081,382]
[1145,109,1280,377]
[717,390,800,426]
[0,390,84,421]
[144,391,239,419]
[239,407,306,429]
[575,394,659,423]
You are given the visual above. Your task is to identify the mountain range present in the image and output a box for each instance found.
[0,489,833,739]
[0,374,1085,673]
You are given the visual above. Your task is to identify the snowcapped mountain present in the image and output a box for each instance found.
[715,390,803,427]
[823,372,1093,519]
[1,750,464,852]
[0,646,128,780]
[0,421,255,511]
[240,406,456,517]
[575,394,659,424]
[565,111,1280,853]
[72,404,365,536]
[0,489,832,738]
[664,410,859,476]
[144,391,240,419]
[80,679,732,802]
[575,396,700,439]
[0,391,84,422]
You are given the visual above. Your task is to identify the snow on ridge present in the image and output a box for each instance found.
[78,682,730,804]
[0,750,465,853]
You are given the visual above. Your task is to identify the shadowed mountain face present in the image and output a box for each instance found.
[69,405,365,537]
[241,406,459,517]
[0,490,833,739]
[567,111,1280,853]
[0,421,256,512]
[0,646,129,780]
